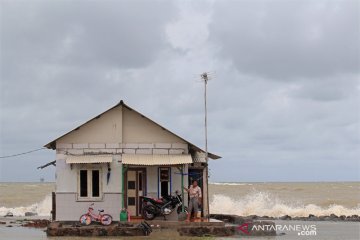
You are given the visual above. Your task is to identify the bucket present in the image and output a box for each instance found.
[120,209,128,222]
[196,210,202,218]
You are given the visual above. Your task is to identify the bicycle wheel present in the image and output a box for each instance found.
[79,214,92,225]
[100,214,112,226]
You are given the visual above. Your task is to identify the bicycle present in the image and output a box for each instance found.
[79,203,113,226]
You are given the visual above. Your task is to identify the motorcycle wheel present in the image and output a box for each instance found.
[177,206,188,215]
[79,214,92,225]
[142,205,157,220]
[100,214,113,226]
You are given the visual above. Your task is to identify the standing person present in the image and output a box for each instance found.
[183,180,202,221]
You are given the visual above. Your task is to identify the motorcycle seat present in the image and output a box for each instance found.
[155,199,163,203]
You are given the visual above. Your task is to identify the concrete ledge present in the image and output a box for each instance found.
[66,149,84,155]
[154,143,171,149]
[153,149,169,155]
[136,149,153,155]
[57,143,73,149]
[106,143,120,149]
[47,222,146,237]
[123,149,136,154]
[169,149,185,155]
[73,143,89,149]
[178,226,236,237]
[89,143,106,149]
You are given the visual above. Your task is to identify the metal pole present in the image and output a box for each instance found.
[181,165,185,212]
[202,73,210,217]
[121,164,124,209]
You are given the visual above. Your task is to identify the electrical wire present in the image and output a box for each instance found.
[0,147,46,158]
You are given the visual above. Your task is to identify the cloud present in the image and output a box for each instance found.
[0,0,359,182]
[210,0,360,80]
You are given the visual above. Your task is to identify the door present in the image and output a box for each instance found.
[126,168,146,217]
[188,168,204,215]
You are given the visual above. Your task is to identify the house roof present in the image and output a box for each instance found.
[44,100,221,160]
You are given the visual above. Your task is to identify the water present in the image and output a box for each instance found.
[209,182,360,217]
[0,182,359,239]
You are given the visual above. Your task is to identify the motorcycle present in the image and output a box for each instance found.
[141,190,188,220]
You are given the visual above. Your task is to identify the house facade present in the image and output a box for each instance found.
[45,100,220,221]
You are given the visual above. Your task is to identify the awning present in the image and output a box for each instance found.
[122,154,192,165]
[66,155,113,164]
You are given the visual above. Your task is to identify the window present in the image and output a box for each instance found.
[80,170,88,197]
[160,168,170,182]
[78,169,102,200]
[92,170,100,197]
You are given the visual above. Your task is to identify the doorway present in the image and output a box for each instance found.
[158,167,170,198]
[125,168,146,217]
[188,168,204,216]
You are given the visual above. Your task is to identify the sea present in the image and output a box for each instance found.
[0,182,359,239]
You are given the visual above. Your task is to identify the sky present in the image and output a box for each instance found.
[0,0,359,182]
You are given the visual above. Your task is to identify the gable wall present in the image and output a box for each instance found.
[57,106,123,144]
[122,107,186,144]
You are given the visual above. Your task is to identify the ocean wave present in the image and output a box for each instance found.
[0,195,52,217]
[210,192,360,217]
[210,182,253,186]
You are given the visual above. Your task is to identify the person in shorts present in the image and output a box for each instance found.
[183,180,202,221]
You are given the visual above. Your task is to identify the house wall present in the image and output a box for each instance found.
[55,154,122,193]
[56,193,121,221]
[53,104,194,221]
[57,106,123,144]
[55,154,122,221]
[122,107,186,144]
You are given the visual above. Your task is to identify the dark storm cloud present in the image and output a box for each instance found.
[1,0,175,69]
[210,0,360,80]
[0,0,359,182]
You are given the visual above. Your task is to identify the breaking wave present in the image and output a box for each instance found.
[0,195,52,217]
[2,191,359,218]
[210,192,360,217]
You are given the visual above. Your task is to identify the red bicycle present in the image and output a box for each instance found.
[79,203,113,226]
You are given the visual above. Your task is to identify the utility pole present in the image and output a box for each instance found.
[200,72,210,217]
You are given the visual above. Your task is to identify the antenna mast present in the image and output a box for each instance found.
[201,72,209,163]
[200,72,210,216]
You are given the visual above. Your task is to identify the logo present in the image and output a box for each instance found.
[236,222,317,237]
[237,223,250,234]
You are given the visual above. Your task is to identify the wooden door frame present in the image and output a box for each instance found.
[124,167,147,216]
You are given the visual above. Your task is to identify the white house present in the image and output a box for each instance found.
[44,100,220,221]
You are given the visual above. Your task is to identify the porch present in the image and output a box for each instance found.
[121,154,207,220]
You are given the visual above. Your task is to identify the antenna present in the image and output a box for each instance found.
[199,71,215,217]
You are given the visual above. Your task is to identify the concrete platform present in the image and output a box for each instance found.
[47,218,225,237]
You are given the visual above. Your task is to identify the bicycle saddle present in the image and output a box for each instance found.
[98,209,104,212]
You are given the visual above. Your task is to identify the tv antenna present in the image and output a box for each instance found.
[199,71,215,216]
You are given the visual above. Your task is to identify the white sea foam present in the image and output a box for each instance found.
[210,192,360,217]
[1,191,359,218]
[0,194,52,217]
